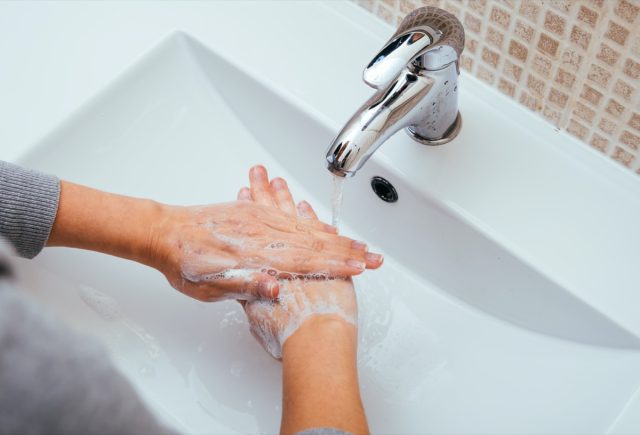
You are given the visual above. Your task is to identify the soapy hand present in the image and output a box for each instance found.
[245,277,357,359]
[149,165,382,302]
[237,168,365,359]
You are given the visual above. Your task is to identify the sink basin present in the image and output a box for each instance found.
[13,32,640,434]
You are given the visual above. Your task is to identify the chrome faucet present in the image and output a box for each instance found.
[325,7,465,177]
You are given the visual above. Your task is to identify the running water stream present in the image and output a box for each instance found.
[331,175,346,229]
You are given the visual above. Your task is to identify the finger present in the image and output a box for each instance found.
[199,270,279,301]
[310,230,369,253]
[294,201,339,234]
[292,215,338,235]
[296,200,318,220]
[365,251,384,269]
[270,177,297,215]
[249,165,275,206]
[248,323,283,362]
[266,247,369,277]
[237,187,252,201]
[275,231,382,271]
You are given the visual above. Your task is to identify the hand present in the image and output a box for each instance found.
[48,166,383,303]
[150,166,381,302]
[245,276,357,359]
[238,169,364,359]
[237,170,370,434]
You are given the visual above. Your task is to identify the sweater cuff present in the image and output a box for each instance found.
[0,161,60,259]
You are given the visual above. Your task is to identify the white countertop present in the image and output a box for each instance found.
[2,1,640,338]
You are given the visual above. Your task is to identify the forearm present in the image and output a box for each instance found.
[281,316,368,435]
[47,180,164,267]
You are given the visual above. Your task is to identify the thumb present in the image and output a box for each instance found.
[219,270,279,300]
[251,272,280,299]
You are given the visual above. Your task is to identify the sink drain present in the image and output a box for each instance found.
[371,176,398,203]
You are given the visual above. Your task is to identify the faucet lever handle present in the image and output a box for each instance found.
[363,30,433,89]
[362,7,465,89]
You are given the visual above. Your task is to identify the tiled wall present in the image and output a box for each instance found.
[352,0,640,176]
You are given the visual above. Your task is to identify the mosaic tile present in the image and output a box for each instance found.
[590,132,609,152]
[614,0,639,23]
[577,5,599,27]
[605,20,629,46]
[544,10,566,36]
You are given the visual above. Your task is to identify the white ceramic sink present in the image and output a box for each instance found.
[13,32,640,434]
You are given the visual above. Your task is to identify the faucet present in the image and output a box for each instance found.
[325,7,465,177]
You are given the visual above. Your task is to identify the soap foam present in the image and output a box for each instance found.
[213,233,246,248]
[245,280,356,359]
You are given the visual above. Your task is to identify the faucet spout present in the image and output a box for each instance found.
[326,68,434,177]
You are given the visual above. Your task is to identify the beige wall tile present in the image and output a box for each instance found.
[614,0,639,23]
[620,130,640,150]
[570,25,591,50]
[596,43,621,66]
[629,113,640,131]
[577,5,599,27]
[605,20,630,46]
[612,146,635,167]
[544,10,566,36]
[624,58,640,79]
[538,33,560,57]
[590,132,609,152]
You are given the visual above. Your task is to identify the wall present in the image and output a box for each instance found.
[353,0,640,176]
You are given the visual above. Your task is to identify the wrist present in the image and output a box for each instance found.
[283,315,357,361]
[132,199,170,268]
[281,315,366,435]
[48,181,168,267]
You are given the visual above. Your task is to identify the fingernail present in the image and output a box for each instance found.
[266,280,279,299]
[352,240,368,251]
[251,165,267,179]
[366,252,383,264]
[347,259,366,270]
[272,178,286,190]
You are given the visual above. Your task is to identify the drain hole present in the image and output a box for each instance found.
[371,176,398,203]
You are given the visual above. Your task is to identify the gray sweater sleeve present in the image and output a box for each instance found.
[0,160,60,258]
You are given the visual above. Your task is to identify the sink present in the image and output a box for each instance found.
[13,32,640,434]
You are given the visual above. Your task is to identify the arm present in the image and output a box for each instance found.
[282,316,367,435]
[1,160,382,301]
[47,173,380,302]
[238,170,375,434]
[47,180,162,267]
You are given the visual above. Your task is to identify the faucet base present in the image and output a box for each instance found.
[406,111,462,146]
